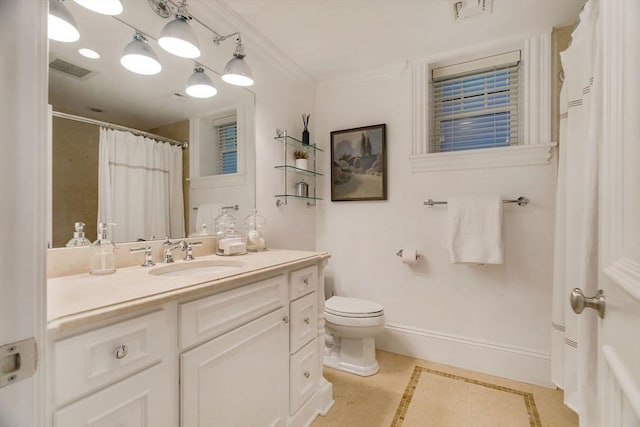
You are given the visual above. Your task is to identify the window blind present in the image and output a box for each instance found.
[216,121,237,174]
[432,52,520,153]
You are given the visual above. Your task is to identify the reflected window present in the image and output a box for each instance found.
[216,119,237,174]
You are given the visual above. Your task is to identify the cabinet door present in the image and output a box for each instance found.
[53,363,178,427]
[181,308,288,427]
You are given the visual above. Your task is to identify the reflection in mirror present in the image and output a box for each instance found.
[48,0,255,247]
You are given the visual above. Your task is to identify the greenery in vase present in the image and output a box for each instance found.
[294,150,309,159]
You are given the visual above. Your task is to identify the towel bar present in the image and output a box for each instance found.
[193,204,239,211]
[423,196,530,208]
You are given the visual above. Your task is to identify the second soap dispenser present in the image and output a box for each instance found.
[90,222,116,275]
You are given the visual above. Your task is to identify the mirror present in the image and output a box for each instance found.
[48,1,256,247]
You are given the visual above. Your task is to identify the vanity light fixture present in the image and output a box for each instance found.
[158,0,201,59]
[73,0,123,15]
[216,35,254,87]
[185,65,217,98]
[48,0,80,43]
[120,31,162,75]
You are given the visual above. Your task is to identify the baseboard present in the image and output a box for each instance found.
[288,378,334,427]
[376,323,554,388]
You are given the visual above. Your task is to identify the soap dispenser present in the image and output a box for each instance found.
[65,222,92,247]
[90,222,116,275]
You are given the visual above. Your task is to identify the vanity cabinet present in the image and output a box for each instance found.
[47,256,333,427]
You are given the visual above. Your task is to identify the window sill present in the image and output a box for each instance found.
[409,142,557,173]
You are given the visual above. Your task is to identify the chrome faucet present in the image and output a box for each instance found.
[164,241,187,263]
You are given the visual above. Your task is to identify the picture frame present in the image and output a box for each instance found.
[330,124,387,201]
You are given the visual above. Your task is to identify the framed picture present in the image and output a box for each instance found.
[330,124,387,201]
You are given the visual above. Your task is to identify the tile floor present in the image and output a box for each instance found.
[311,350,578,427]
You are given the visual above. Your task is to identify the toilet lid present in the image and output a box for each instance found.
[325,296,384,318]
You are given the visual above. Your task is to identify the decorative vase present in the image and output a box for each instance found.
[302,129,309,145]
[295,158,308,170]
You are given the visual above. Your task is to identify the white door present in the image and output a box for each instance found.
[0,0,48,426]
[593,0,640,424]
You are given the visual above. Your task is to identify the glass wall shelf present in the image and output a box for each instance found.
[274,165,323,177]
[274,194,323,201]
[273,135,323,152]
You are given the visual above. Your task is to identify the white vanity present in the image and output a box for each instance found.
[46,245,333,427]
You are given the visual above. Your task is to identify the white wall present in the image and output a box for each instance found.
[315,53,557,385]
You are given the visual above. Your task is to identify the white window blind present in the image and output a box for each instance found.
[432,51,520,152]
[214,115,237,174]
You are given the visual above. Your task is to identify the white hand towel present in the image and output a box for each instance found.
[194,203,222,234]
[447,195,503,264]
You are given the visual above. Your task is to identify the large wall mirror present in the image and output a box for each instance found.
[48,0,256,248]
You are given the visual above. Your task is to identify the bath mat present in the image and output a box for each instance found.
[391,366,541,427]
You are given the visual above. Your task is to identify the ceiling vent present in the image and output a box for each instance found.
[49,58,94,80]
[451,0,492,21]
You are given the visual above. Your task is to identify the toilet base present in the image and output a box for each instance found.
[323,335,379,377]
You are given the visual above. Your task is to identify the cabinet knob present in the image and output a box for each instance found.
[304,371,310,378]
[304,317,310,325]
[303,278,309,285]
[283,316,289,324]
[114,345,128,360]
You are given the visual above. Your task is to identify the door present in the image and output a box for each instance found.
[181,308,289,427]
[597,0,640,424]
[0,1,48,426]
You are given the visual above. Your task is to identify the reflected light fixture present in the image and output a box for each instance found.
[78,48,100,59]
[120,31,162,75]
[158,1,201,59]
[73,0,123,15]
[48,0,80,43]
[219,36,254,87]
[185,66,217,98]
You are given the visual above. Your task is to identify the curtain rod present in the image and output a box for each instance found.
[52,111,189,148]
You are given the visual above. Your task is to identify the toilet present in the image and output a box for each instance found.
[323,296,385,377]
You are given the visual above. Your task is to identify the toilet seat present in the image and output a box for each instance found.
[325,296,384,318]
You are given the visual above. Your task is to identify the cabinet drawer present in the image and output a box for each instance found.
[290,292,317,354]
[54,362,178,427]
[53,309,170,407]
[290,265,317,300]
[179,274,287,350]
[290,338,319,414]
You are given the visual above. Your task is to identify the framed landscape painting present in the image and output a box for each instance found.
[330,124,387,201]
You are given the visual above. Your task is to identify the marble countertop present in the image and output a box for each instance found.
[48,249,329,334]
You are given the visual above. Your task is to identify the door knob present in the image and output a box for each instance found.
[570,288,605,319]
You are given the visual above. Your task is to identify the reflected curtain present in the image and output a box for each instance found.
[98,128,184,242]
[551,1,601,426]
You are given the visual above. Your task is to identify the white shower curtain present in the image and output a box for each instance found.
[98,128,185,243]
[551,1,600,425]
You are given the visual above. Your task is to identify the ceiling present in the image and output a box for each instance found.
[218,0,587,82]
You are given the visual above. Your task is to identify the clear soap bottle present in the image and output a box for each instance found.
[65,222,92,247]
[90,222,116,275]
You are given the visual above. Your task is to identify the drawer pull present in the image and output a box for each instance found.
[304,371,310,378]
[114,345,128,360]
[303,317,310,325]
[283,316,289,324]
[303,278,309,285]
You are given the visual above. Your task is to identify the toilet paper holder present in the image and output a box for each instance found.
[396,249,421,260]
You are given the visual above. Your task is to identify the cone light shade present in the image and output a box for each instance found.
[48,0,80,43]
[120,33,162,75]
[73,0,123,15]
[158,16,201,59]
[186,66,217,98]
[222,56,254,87]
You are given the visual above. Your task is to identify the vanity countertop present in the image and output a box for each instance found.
[48,249,329,335]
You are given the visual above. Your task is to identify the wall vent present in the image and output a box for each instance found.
[49,58,94,80]
[451,0,492,21]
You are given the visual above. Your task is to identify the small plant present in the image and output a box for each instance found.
[294,150,309,159]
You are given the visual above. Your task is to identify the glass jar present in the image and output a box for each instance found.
[214,208,247,256]
[244,209,266,252]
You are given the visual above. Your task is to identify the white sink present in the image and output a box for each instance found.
[149,260,244,277]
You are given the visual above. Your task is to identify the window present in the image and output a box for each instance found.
[214,116,237,175]
[432,51,520,153]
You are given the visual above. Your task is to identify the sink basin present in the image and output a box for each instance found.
[149,260,244,277]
